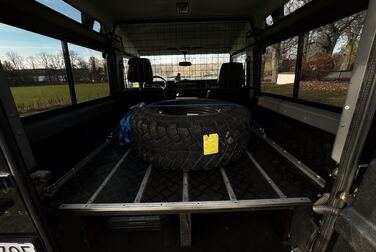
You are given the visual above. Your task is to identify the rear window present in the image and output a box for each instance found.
[118,20,250,87]
[141,54,229,82]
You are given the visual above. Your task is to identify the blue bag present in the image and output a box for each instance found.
[118,103,145,145]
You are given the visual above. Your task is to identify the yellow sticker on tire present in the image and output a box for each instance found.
[203,133,219,155]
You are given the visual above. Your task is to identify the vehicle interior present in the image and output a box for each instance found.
[0,0,375,251]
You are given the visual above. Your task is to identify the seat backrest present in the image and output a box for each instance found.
[127,58,153,83]
[218,62,245,88]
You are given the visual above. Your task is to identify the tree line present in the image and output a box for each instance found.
[0,50,108,86]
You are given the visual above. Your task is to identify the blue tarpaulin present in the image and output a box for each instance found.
[118,103,145,145]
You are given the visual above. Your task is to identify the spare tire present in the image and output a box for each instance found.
[131,99,251,171]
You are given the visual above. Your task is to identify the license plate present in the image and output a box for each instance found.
[0,243,35,252]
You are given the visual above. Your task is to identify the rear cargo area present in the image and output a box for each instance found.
[47,116,324,251]
[52,128,319,213]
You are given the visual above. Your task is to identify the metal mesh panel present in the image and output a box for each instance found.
[118,20,251,87]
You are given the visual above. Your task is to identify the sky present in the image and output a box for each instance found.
[0,0,101,67]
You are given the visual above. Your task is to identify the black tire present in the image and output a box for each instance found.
[131,99,251,171]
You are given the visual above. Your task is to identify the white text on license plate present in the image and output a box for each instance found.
[0,243,35,252]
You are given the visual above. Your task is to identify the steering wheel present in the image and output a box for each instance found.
[152,75,167,89]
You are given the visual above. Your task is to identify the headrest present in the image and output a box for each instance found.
[218,62,245,88]
[127,58,153,83]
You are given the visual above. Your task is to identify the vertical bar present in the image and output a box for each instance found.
[246,151,287,198]
[252,46,262,96]
[180,172,191,247]
[293,34,304,99]
[182,172,189,202]
[0,67,57,252]
[134,164,153,203]
[61,41,77,105]
[220,167,237,201]
[246,55,251,87]
[86,148,132,204]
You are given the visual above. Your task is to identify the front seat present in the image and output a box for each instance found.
[127,57,153,84]
[218,62,245,88]
[127,57,166,103]
[206,62,250,106]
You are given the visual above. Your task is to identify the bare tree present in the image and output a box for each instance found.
[36,52,52,82]
[77,59,89,69]
[340,12,366,70]
[6,51,24,70]
[270,44,281,83]
[284,0,310,16]
[37,52,50,69]
[311,12,365,55]
[26,56,37,69]
[1,60,15,71]
[49,53,65,69]
[69,50,80,68]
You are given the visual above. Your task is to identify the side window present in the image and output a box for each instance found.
[67,43,110,103]
[232,52,247,86]
[0,23,71,116]
[298,11,367,107]
[36,0,81,23]
[261,36,299,97]
[123,57,139,88]
[93,21,101,33]
[284,0,311,16]
[265,0,311,27]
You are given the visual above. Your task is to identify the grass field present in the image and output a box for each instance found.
[10,81,347,117]
[262,81,348,107]
[10,83,109,116]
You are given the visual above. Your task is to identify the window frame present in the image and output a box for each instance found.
[259,11,366,113]
[260,35,299,98]
[0,22,112,118]
[231,51,249,87]
[66,42,111,104]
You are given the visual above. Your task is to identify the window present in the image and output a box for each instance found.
[265,0,311,27]
[284,0,311,16]
[123,57,140,88]
[265,15,274,27]
[0,23,71,116]
[298,11,366,107]
[93,21,101,33]
[232,52,247,86]
[140,54,229,85]
[261,37,299,97]
[36,0,81,23]
[67,43,109,103]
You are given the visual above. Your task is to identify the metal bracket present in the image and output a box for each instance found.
[180,172,191,247]
[179,213,192,247]
[338,191,354,205]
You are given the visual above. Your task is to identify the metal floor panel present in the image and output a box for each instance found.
[251,136,318,199]
[94,149,149,203]
[226,155,279,200]
[53,144,127,204]
[142,168,183,203]
[55,132,317,214]
[189,168,229,201]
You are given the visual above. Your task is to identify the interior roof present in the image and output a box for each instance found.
[64,0,288,29]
